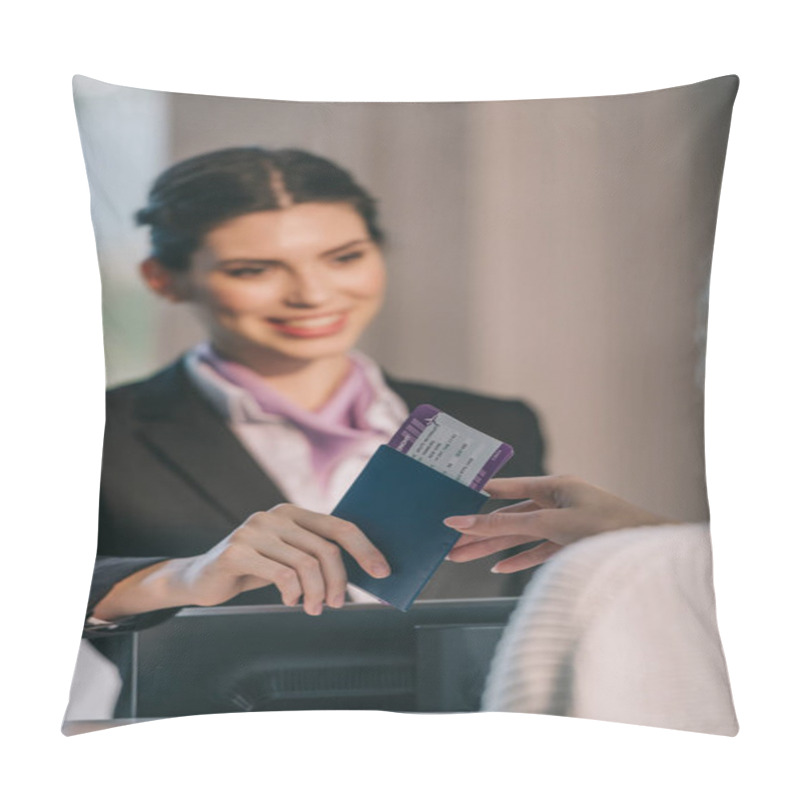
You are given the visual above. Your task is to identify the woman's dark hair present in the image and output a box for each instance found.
[135,147,384,271]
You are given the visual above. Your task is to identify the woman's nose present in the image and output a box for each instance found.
[283,266,333,307]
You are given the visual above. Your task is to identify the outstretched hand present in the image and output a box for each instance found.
[444,475,673,573]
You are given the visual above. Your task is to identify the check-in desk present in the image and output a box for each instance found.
[64,598,516,732]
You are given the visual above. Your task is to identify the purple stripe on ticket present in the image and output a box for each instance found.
[387,404,440,454]
[388,404,514,491]
[469,442,515,491]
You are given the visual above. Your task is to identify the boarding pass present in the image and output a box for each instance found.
[387,404,514,491]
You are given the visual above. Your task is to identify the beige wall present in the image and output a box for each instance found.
[465,82,734,519]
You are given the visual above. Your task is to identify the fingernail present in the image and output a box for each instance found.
[309,603,323,616]
[490,564,504,574]
[445,516,475,529]
[371,563,391,578]
[330,594,345,608]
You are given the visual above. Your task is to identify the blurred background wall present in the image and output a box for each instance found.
[74,76,734,521]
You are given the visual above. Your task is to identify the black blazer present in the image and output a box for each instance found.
[89,360,547,629]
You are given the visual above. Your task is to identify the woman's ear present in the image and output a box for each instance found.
[140,258,190,302]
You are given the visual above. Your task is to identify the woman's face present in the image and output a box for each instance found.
[162,203,386,371]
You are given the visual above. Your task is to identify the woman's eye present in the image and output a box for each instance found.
[224,265,270,278]
[333,251,364,265]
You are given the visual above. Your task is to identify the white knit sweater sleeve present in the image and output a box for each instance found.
[482,523,738,736]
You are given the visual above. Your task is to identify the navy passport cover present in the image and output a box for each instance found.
[332,445,487,611]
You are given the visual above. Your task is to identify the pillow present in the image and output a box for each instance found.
[64,74,739,735]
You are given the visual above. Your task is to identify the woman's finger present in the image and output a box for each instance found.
[445,506,584,545]
[446,534,538,562]
[281,525,349,608]
[255,562,303,607]
[490,541,564,573]
[444,509,540,537]
[210,542,303,608]
[275,544,328,616]
[489,498,544,514]
[244,536,327,615]
[449,494,541,543]
[283,506,391,579]
[483,476,564,504]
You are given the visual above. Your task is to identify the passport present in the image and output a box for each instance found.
[332,445,488,611]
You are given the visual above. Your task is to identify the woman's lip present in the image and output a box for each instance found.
[266,312,349,337]
[267,312,347,324]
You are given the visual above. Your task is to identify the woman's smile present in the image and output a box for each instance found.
[266,311,350,338]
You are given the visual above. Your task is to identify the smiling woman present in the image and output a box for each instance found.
[142,203,387,408]
[85,147,547,643]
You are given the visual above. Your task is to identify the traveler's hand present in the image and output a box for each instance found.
[444,475,673,573]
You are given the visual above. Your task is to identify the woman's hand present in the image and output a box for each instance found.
[444,475,674,574]
[93,504,391,620]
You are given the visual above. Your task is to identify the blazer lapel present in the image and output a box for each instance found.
[128,365,454,526]
[133,361,286,525]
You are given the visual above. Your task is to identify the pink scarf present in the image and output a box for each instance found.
[198,345,378,484]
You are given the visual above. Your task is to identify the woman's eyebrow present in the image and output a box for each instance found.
[215,239,371,268]
[320,238,371,257]
[216,258,283,267]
